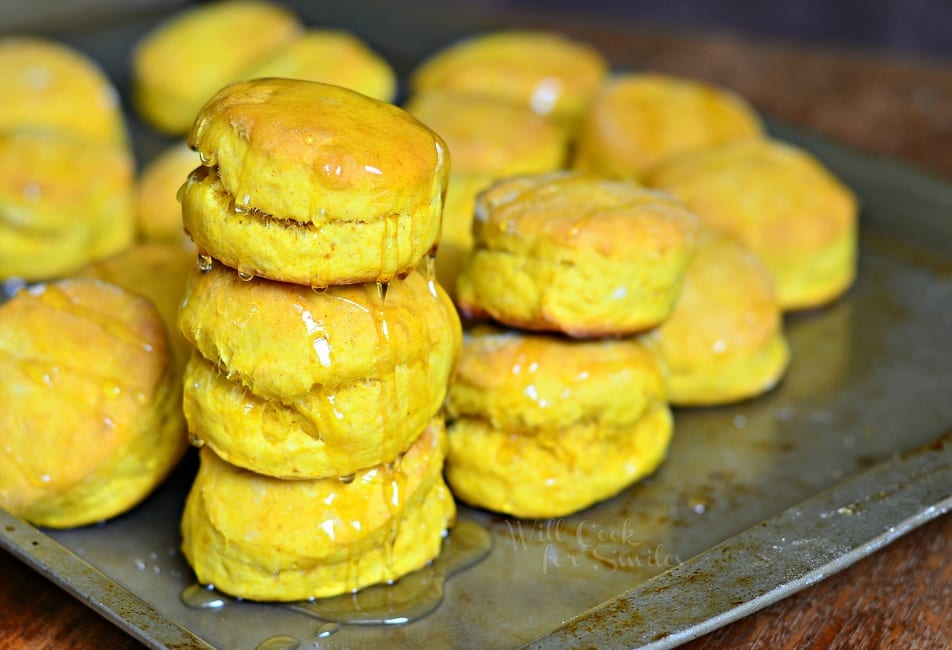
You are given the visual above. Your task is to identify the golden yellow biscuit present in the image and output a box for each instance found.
[244,29,397,103]
[183,349,442,478]
[178,263,461,403]
[405,90,569,292]
[189,78,448,224]
[455,172,698,336]
[447,327,666,430]
[180,164,437,287]
[405,90,567,177]
[186,79,449,285]
[411,31,608,127]
[135,141,197,246]
[646,138,858,310]
[0,131,135,280]
[132,0,302,134]
[0,37,126,145]
[0,280,186,528]
[78,242,196,368]
[445,328,671,518]
[448,405,671,519]
[646,230,790,405]
[181,420,456,601]
[573,73,763,179]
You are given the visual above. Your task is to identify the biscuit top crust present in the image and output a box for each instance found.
[189,78,450,224]
[244,29,397,104]
[574,73,763,178]
[646,138,857,251]
[0,37,126,145]
[411,31,607,124]
[473,172,697,262]
[133,1,302,104]
[405,90,567,177]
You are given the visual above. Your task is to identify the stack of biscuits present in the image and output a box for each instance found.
[175,78,460,601]
[447,172,699,519]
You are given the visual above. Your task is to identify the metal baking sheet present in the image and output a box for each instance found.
[3,5,952,649]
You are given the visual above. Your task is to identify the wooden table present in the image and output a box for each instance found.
[1,7,950,649]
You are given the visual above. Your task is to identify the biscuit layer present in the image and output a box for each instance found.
[178,263,461,402]
[180,166,441,286]
[447,403,672,519]
[189,79,448,229]
[456,173,698,336]
[181,420,455,601]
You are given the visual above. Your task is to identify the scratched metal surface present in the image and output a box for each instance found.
[1,5,952,649]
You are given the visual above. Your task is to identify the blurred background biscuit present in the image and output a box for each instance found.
[405,90,568,294]
[647,230,790,406]
[0,131,134,280]
[647,137,858,310]
[134,141,198,247]
[573,73,763,179]
[410,30,607,129]
[243,28,397,103]
[0,279,186,528]
[0,36,127,145]
[132,0,303,134]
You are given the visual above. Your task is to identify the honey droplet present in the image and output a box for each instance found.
[175,179,188,204]
[255,635,300,650]
[315,622,340,638]
[198,150,217,167]
[181,584,227,610]
[237,269,255,282]
[197,254,213,273]
[375,281,389,304]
